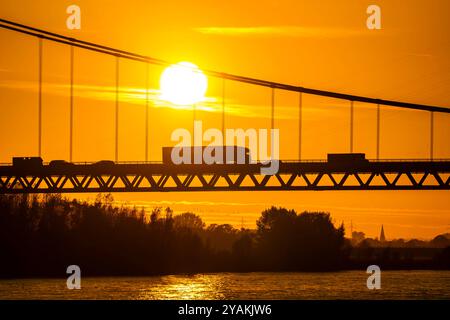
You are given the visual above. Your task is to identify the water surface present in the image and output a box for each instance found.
[1,271,449,299]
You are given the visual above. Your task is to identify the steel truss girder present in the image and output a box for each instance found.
[0,170,449,193]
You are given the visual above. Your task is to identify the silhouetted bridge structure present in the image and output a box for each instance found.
[0,19,449,194]
[0,160,449,193]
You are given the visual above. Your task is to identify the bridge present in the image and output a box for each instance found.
[0,18,449,194]
[0,160,449,193]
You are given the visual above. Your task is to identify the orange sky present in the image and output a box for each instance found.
[0,0,449,239]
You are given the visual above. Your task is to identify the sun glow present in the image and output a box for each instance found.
[160,62,208,106]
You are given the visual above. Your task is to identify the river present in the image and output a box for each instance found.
[1,270,449,299]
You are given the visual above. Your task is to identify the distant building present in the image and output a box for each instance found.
[380,225,386,242]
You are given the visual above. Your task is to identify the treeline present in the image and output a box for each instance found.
[0,194,349,277]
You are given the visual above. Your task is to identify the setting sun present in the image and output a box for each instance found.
[160,62,208,106]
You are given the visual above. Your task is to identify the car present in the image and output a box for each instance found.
[92,160,116,167]
[49,160,75,168]
[327,153,369,164]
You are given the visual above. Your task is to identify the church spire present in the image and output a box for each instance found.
[380,224,386,242]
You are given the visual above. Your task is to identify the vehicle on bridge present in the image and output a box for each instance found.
[92,160,116,168]
[12,157,43,169]
[49,160,75,168]
[327,153,369,164]
[162,146,252,164]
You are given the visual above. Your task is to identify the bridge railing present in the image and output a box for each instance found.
[1,158,450,167]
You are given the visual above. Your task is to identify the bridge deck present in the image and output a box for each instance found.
[1,160,450,174]
[0,160,449,193]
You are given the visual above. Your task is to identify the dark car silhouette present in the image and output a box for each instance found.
[92,160,116,168]
[49,160,75,168]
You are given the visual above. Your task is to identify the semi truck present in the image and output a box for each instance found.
[162,146,251,164]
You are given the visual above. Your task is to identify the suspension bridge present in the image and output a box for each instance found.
[0,18,449,194]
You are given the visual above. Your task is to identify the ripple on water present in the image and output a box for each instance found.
[0,271,449,300]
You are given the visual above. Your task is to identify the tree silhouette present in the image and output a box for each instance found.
[173,212,205,231]
[256,206,346,271]
[1,195,443,277]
